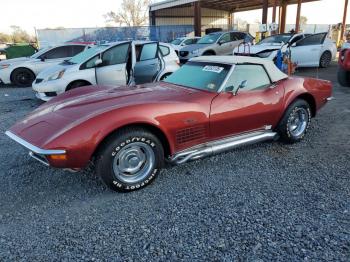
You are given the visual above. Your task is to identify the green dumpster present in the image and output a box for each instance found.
[4,44,37,59]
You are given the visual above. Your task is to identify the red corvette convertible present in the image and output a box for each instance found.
[6,56,332,192]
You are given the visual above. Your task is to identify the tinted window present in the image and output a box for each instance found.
[219,33,231,43]
[197,34,221,44]
[82,55,99,69]
[225,64,271,91]
[159,45,170,56]
[296,33,326,46]
[42,46,70,59]
[257,34,293,45]
[102,43,129,66]
[164,61,231,92]
[139,43,158,61]
[70,45,86,56]
[183,39,193,45]
[232,32,244,40]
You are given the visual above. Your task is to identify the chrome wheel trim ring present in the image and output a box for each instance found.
[288,107,309,137]
[112,142,155,184]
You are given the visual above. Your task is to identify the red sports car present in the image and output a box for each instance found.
[6,56,333,192]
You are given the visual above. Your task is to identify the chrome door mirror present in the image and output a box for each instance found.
[234,80,247,96]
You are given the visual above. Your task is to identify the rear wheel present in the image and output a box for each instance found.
[277,99,311,143]
[319,51,332,68]
[11,68,35,87]
[337,66,350,87]
[95,128,164,192]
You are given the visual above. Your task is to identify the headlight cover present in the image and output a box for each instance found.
[257,51,273,58]
[48,69,65,81]
[0,64,10,70]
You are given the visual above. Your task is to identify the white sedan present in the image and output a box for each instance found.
[32,41,180,101]
[0,44,90,87]
[233,32,337,68]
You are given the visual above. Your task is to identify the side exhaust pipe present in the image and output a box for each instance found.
[170,131,277,165]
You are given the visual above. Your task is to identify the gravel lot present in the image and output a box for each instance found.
[0,63,349,261]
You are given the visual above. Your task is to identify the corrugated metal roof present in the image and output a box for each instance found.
[150,0,320,12]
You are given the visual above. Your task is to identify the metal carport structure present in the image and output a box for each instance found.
[150,0,348,38]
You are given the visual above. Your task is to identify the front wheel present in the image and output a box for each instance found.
[95,128,164,192]
[337,66,350,87]
[11,68,35,87]
[277,99,311,143]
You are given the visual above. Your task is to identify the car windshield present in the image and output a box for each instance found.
[163,61,231,92]
[67,45,108,64]
[257,34,293,45]
[170,39,182,45]
[30,47,50,58]
[197,34,221,44]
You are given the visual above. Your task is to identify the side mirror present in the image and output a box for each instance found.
[40,56,46,62]
[94,58,103,67]
[234,80,247,96]
[218,40,223,45]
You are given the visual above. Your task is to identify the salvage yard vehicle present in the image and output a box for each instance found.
[170,37,201,55]
[178,31,254,63]
[6,56,333,192]
[233,32,337,68]
[337,42,350,87]
[0,43,90,87]
[32,41,179,101]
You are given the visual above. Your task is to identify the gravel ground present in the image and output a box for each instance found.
[0,63,349,261]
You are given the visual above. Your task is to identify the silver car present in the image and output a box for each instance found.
[178,31,254,63]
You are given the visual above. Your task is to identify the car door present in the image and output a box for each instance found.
[216,33,233,55]
[210,64,285,140]
[33,45,72,73]
[134,42,161,84]
[290,33,327,67]
[95,42,131,86]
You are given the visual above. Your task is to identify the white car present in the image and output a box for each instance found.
[0,44,90,87]
[233,32,337,68]
[178,31,254,63]
[32,41,180,101]
[170,37,200,55]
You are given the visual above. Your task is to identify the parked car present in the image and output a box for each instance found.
[178,31,254,63]
[233,32,337,68]
[6,56,333,192]
[337,42,350,87]
[0,43,90,87]
[32,41,180,101]
[170,37,201,55]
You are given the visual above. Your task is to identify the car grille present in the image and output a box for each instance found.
[179,51,189,57]
[35,78,44,84]
[44,92,57,97]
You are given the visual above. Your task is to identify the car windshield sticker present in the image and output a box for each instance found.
[207,83,216,90]
[202,65,224,73]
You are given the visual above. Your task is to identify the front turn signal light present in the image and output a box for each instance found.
[48,154,67,161]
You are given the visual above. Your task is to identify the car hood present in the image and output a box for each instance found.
[36,62,76,79]
[0,57,32,65]
[180,44,212,52]
[9,82,205,147]
[234,43,282,54]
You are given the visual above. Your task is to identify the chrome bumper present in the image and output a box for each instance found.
[326,97,335,101]
[5,131,66,166]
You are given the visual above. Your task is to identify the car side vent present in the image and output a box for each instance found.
[176,125,206,144]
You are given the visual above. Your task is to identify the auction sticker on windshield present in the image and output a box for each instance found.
[202,65,224,73]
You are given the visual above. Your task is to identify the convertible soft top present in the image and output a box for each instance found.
[190,55,288,83]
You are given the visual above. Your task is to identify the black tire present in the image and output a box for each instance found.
[337,66,350,87]
[95,128,164,192]
[319,51,332,68]
[277,99,311,143]
[203,51,215,56]
[66,81,90,91]
[11,68,35,87]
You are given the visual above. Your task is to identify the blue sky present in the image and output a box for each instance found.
[0,0,348,35]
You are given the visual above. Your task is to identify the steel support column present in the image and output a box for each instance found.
[272,0,278,23]
[341,0,349,41]
[262,0,268,39]
[280,1,287,33]
[149,11,156,26]
[194,1,202,37]
[295,0,302,33]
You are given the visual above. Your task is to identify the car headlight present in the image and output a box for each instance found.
[257,51,273,58]
[0,64,10,70]
[48,69,65,81]
[191,49,201,55]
